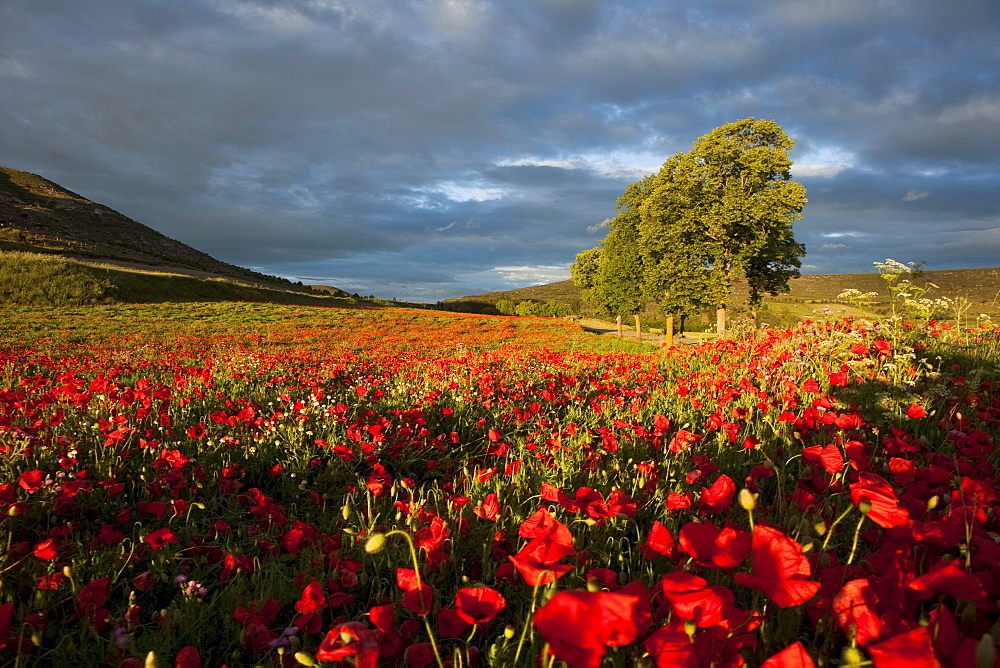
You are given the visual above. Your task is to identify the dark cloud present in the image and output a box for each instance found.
[0,0,996,300]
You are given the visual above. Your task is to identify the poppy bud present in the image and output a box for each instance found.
[858,500,872,515]
[976,634,996,668]
[144,651,161,668]
[926,495,939,510]
[684,620,697,640]
[814,521,827,536]
[62,566,72,578]
[7,505,18,517]
[294,652,319,667]
[341,504,351,521]
[504,625,515,639]
[364,533,386,554]
[840,646,865,666]
[738,488,756,511]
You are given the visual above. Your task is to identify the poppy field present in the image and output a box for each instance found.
[0,301,998,667]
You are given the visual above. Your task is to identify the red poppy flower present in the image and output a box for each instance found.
[132,571,154,591]
[678,521,750,570]
[640,521,677,560]
[402,584,434,616]
[294,580,325,614]
[174,646,202,668]
[316,622,379,668]
[868,627,939,667]
[33,538,58,560]
[699,474,736,515]
[907,558,988,601]
[436,607,470,638]
[660,571,730,627]
[184,422,206,439]
[644,622,699,668]
[849,473,910,529]
[145,527,178,551]
[762,641,816,667]
[666,492,694,509]
[509,513,576,586]
[534,586,650,668]
[733,525,820,607]
[36,572,64,589]
[872,339,891,356]
[19,470,45,493]
[832,579,882,647]
[454,586,506,625]
[472,492,500,521]
[802,444,844,474]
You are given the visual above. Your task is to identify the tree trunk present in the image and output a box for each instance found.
[634,314,641,340]
[616,315,623,338]
[664,314,674,345]
[716,307,727,334]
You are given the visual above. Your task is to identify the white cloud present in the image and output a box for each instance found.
[492,265,570,285]
[820,243,849,249]
[821,231,870,238]
[792,145,857,179]
[426,219,480,233]
[587,218,610,233]
[903,189,929,201]
[430,180,510,202]
[499,149,662,180]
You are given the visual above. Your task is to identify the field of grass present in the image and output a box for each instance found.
[0,301,997,667]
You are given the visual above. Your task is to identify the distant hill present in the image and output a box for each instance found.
[445,267,1000,321]
[0,165,324,291]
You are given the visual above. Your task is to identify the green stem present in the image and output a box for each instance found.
[382,529,444,668]
[847,515,865,565]
[821,505,856,553]
[513,575,546,664]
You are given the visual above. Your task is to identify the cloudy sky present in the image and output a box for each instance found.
[1,1,997,301]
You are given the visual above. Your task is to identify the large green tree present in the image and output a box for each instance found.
[640,118,807,332]
[576,118,806,335]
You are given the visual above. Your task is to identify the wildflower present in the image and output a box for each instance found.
[534,583,651,668]
[733,525,820,607]
[316,622,378,667]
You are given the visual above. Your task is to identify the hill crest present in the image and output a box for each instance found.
[0,165,300,289]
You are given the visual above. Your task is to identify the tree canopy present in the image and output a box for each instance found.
[574,118,807,332]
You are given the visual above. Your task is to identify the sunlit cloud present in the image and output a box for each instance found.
[492,265,571,285]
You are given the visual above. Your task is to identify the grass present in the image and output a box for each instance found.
[0,250,437,309]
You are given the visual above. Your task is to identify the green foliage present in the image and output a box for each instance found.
[0,251,114,305]
[511,300,571,317]
[578,118,807,331]
[495,298,516,316]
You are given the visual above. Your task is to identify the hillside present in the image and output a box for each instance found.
[0,166,303,289]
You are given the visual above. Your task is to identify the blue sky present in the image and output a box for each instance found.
[1,0,997,300]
